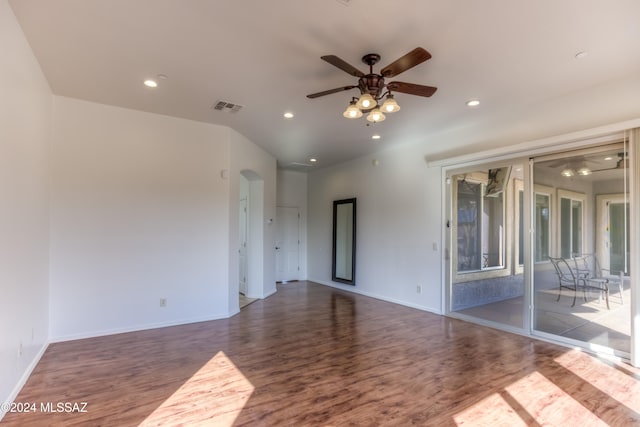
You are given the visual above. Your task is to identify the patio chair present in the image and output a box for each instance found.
[572,253,612,309]
[549,257,582,307]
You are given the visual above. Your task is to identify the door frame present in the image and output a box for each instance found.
[276,206,300,282]
[239,196,248,294]
[439,128,638,366]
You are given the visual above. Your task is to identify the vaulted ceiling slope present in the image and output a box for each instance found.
[9,0,640,169]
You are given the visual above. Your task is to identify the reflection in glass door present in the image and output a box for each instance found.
[558,190,585,258]
[534,193,551,262]
[532,145,630,355]
[596,195,630,276]
[609,203,630,274]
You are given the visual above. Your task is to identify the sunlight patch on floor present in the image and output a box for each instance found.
[555,350,640,415]
[453,392,528,426]
[454,370,608,426]
[504,371,607,426]
[140,351,254,426]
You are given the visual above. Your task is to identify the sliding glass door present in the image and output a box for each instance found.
[532,144,630,356]
[445,135,637,363]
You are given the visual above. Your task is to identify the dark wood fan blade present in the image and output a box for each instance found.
[381,48,432,78]
[321,55,365,77]
[387,81,437,97]
[307,85,357,99]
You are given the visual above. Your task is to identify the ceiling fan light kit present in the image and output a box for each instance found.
[308,47,437,122]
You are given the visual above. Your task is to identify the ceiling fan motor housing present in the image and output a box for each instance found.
[359,54,385,98]
[359,75,385,98]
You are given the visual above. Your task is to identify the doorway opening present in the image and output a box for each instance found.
[448,163,526,330]
[532,144,630,356]
[237,170,264,310]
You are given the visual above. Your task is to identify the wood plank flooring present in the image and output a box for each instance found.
[3,281,640,426]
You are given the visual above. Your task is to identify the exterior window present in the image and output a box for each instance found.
[518,190,524,266]
[456,180,505,272]
[534,193,550,262]
[559,196,583,258]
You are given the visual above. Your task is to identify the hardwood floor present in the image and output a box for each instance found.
[239,293,258,309]
[3,281,640,426]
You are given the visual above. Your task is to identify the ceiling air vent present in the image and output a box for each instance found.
[282,162,314,171]
[212,100,244,113]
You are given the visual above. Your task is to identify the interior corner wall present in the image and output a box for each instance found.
[0,0,51,412]
[228,129,277,309]
[307,145,443,313]
[49,96,232,341]
[277,170,308,280]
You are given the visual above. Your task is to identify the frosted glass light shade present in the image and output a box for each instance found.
[381,95,400,113]
[356,93,376,110]
[366,108,385,123]
[343,102,363,119]
[577,166,592,176]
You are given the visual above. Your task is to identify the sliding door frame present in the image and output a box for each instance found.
[437,123,640,366]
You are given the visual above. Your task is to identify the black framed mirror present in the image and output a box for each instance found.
[332,198,356,285]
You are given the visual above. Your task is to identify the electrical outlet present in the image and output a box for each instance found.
[18,341,23,358]
[432,241,438,251]
[417,285,422,294]
[31,327,35,342]
[160,298,167,307]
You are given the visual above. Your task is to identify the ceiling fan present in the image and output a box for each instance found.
[306,47,437,122]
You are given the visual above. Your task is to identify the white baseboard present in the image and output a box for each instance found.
[309,279,442,315]
[49,312,232,343]
[0,341,49,421]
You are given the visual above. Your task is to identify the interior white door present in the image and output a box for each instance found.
[276,206,300,282]
[239,198,248,294]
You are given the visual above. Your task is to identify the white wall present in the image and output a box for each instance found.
[50,96,232,340]
[1,4,278,401]
[307,145,443,313]
[227,129,277,310]
[0,0,51,411]
[277,170,308,279]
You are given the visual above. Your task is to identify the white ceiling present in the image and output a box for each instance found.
[9,0,640,170]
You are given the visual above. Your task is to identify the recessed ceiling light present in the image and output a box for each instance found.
[309,158,317,163]
[283,112,294,119]
[604,156,613,161]
[372,134,381,140]
[574,51,588,59]
[144,79,158,88]
[466,99,480,107]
